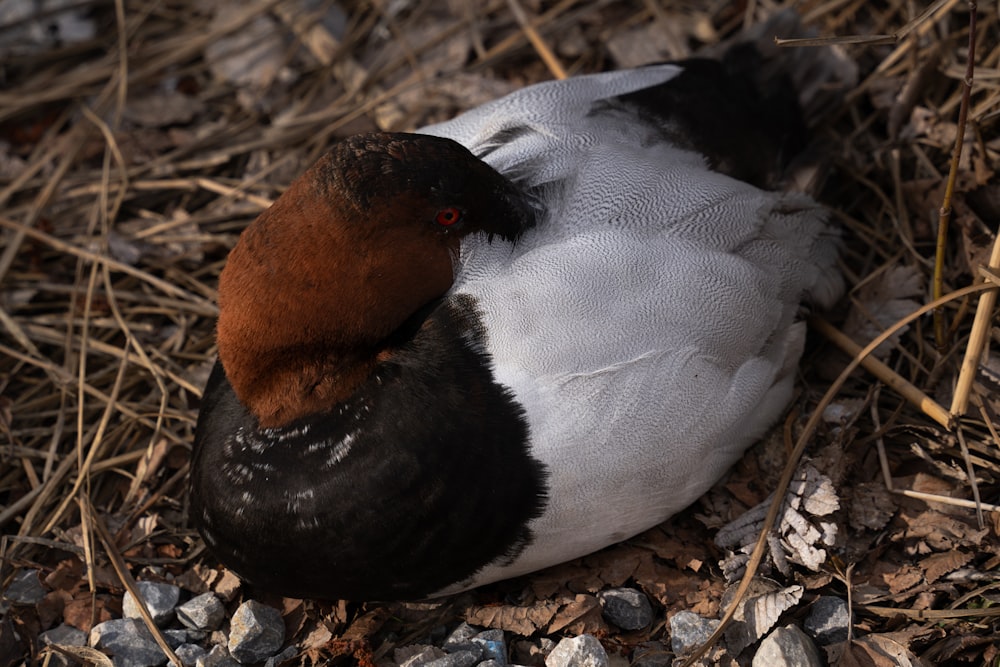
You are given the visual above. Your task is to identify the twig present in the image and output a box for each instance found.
[950,226,1000,417]
[811,318,951,428]
[506,0,568,79]
[775,0,956,47]
[934,2,978,351]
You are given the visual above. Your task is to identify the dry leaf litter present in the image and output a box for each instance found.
[1,0,999,666]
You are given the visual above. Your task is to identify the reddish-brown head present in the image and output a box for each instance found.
[216,133,533,427]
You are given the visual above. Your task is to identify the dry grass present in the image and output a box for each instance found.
[1,0,998,665]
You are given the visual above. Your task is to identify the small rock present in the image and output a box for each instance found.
[209,629,228,647]
[630,641,672,667]
[177,592,226,632]
[198,644,240,667]
[89,618,164,667]
[443,623,478,647]
[441,641,484,662]
[228,600,285,663]
[598,588,653,631]
[264,645,299,666]
[473,629,506,663]
[169,643,208,667]
[39,624,87,647]
[669,610,719,655]
[164,629,187,648]
[545,635,609,667]
[123,581,181,626]
[396,644,447,665]
[804,596,850,645]
[423,651,479,667]
[3,569,46,605]
[752,625,822,667]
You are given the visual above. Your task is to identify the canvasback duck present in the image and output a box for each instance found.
[190,38,845,601]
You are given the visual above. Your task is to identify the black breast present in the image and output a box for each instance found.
[189,295,547,600]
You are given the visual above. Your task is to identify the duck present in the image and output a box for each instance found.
[189,30,846,601]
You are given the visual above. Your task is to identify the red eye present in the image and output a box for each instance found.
[435,207,462,226]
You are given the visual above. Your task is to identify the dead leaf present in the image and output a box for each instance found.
[920,549,973,583]
[635,526,715,572]
[62,594,116,633]
[547,594,607,635]
[897,509,988,550]
[464,601,559,636]
[341,608,388,643]
[722,578,802,655]
[300,622,334,652]
[882,564,922,595]
[213,568,243,601]
[843,265,923,360]
[43,645,114,667]
[848,482,897,531]
[717,465,839,578]
[837,634,928,667]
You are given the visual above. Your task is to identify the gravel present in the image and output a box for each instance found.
[39,623,87,648]
[804,596,850,645]
[668,610,719,655]
[3,569,46,605]
[177,592,227,633]
[228,599,285,663]
[752,625,822,667]
[597,587,654,630]
[123,581,182,626]
[544,634,609,667]
[89,617,168,667]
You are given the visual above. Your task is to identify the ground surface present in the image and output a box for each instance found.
[1,0,999,665]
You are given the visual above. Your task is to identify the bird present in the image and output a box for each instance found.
[189,24,846,602]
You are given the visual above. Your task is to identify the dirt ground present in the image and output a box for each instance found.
[1,0,999,665]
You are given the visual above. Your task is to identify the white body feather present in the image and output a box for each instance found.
[420,65,841,591]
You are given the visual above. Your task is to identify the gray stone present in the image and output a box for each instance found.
[228,600,285,663]
[164,629,187,648]
[397,645,447,665]
[39,623,87,647]
[545,635,609,667]
[752,625,822,667]
[804,596,850,645]
[598,588,654,631]
[89,618,165,667]
[4,569,46,605]
[442,622,478,647]
[264,645,299,666]
[473,629,506,663]
[630,641,672,666]
[123,581,181,626]
[669,610,719,655]
[440,641,484,661]
[169,643,208,667]
[422,651,479,667]
[177,592,226,632]
[198,645,240,667]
